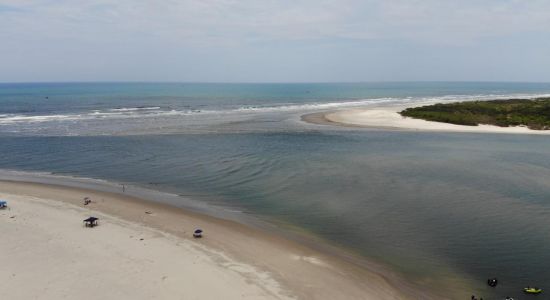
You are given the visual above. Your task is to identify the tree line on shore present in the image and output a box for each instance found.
[400,98,550,130]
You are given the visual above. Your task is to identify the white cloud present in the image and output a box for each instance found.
[1,0,550,81]
[2,0,549,46]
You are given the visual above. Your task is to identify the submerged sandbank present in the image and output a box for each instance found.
[0,180,435,300]
[302,103,550,135]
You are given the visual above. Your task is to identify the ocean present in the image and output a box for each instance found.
[1,82,550,298]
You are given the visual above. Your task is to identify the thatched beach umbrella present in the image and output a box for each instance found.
[83,217,99,227]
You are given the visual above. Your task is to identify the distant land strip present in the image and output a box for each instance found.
[400,98,550,130]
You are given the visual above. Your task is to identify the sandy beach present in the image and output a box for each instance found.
[302,103,550,135]
[0,180,433,300]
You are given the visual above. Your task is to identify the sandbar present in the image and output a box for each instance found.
[302,103,550,135]
[0,180,437,300]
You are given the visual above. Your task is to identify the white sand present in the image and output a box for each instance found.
[305,105,550,135]
[0,181,430,300]
[0,193,291,300]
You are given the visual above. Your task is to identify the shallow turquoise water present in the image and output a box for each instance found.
[2,82,550,136]
[1,82,550,298]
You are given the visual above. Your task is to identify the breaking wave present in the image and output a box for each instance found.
[1,93,550,126]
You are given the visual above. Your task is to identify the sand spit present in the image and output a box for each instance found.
[0,180,432,300]
[302,104,550,135]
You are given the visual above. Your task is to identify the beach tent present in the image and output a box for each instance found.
[0,200,7,208]
[193,229,203,238]
[83,217,99,227]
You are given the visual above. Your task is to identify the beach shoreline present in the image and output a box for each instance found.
[0,178,441,300]
[301,102,550,135]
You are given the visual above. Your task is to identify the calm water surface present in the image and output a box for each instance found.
[1,82,550,299]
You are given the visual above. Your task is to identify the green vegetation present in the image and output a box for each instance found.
[399,98,550,130]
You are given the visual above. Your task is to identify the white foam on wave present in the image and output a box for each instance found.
[0,108,210,125]
[233,98,396,112]
[108,106,161,112]
[229,92,550,113]
[0,114,85,124]
[1,93,549,125]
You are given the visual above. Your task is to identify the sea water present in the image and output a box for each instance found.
[1,82,550,298]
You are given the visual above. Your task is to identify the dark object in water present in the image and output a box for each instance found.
[83,217,99,227]
[193,229,203,238]
[487,277,498,287]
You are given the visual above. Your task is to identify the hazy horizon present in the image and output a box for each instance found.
[0,80,550,85]
[2,1,550,83]
[3,80,550,84]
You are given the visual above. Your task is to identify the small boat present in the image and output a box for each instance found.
[193,229,203,238]
[523,287,543,294]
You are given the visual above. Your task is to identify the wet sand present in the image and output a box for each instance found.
[0,180,439,300]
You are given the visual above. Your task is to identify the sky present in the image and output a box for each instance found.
[1,0,550,82]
